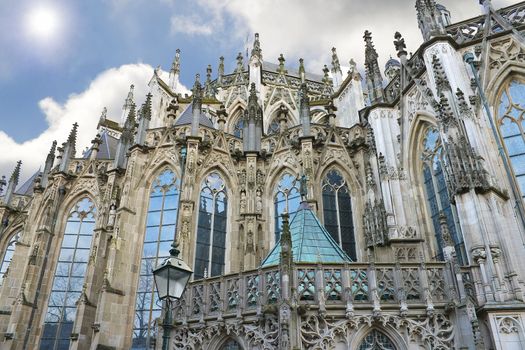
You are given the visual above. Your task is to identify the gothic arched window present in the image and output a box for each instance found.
[194,172,228,279]
[274,173,301,242]
[0,231,20,285]
[132,169,180,349]
[358,329,396,350]
[267,118,281,135]
[421,128,466,263]
[40,198,96,350]
[497,79,525,202]
[322,169,356,260]
[221,339,242,350]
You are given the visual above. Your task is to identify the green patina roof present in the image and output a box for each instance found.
[261,202,352,267]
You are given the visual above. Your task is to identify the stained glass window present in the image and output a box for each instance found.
[0,232,19,285]
[421,128,466,263]
[274,173,301,242]
[40,198,96,350]
[194,173,228,279]
[358,329,396,350]
[497,79,525,202]
[233,118,244,138]
[322,169,356,260]
[132,169,179,349]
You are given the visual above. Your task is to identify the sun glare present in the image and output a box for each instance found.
[26,5,61,41]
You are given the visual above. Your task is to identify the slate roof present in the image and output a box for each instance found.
[83,131,119,160]
[15,170,41,196]
[261,202,352,267]
[174,104,215,128]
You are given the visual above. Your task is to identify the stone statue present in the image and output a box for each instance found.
[256,189,262,214]
[107,202,117,230]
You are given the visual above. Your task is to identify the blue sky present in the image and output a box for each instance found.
[0,0,516,180]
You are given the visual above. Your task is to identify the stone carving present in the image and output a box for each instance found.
[363,199,389,247]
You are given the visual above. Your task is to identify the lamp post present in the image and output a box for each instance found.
[153,242,192,350]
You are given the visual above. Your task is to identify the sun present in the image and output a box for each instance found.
[25,5,62,41]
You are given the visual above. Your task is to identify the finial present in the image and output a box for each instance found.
[348,59,357,75]
[171,49,181,75]
[67,123,79,155]
[277,54,287,74]
[236,52,244,72]
[251,32,262,59]
[9,161,22,185]
[0,176,6,195]
[331,47,341,73]
[142,93,153,120]
[100,107,107,121]
[394,32,407,57]
[206,64,212,81]
[322,65,330,84]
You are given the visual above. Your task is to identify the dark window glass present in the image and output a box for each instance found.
[358,329,396,350]
[273,173,301,242]
[0,231,20,284]
[194,173,228,279]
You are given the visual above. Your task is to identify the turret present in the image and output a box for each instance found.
[416,0,446,41]
[120,84,135,127]
[169,49,181,92]
[4,161,21,206]
[191,74,203,137]
[243,83,262,153]
[364,30,385,105]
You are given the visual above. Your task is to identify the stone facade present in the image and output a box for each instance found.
[1,1,525,349]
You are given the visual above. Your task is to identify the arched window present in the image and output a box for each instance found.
[133,169,180,349]
[233,118,244,138]
[421,128,466,263]
[497,79,525,202]
[267,118,281,135]
[358,329,396,350]
[221,339,241,350]
[40,198,96,350]
[195,173,228,279]
[0,231,20,285]
[274,173,301,242]
[322,169,355,260]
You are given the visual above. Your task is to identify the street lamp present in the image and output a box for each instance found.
[153,243,192,350]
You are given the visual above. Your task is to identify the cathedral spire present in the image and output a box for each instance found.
[299,83,311,137]
[120,84,135,126]
[41,140,57,187]
[243,83,262,153]
[4,161,21,205]
[59,123,78,173]
[191,74,203,137]
[331,47,343,88]
[364,30,384,105]
[415,0,446,41]
[250,33,262,61]
[169,49,181,91]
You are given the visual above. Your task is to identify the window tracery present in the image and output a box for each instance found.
[40,197,96,350]
[267,118,281,135]
[421,128,466,263]
[0,231,20,285]
[133,169,180,349]
[274,173,301,242]
[358,329,396,350]
[497,79,525,202]
[233,118,244,138]
[221,338,242,349]
[195,172,228,279]
[322,169,356,260]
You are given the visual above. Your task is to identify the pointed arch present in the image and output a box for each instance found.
[271,170,301,243]
[132,167,181,348]
[226,104,246,137]
[355,328,398,350]
[265,101,298,135]
[311,107,329,124]
[0,228,21,285]
[40,197,97,350]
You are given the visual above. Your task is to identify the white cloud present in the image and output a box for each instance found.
[0,63,186,183]
[170,15,213,36]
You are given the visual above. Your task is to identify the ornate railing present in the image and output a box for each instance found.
[171,262,458,324]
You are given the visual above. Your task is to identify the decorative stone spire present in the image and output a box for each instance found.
[416,0,446,41]
[277,54,287,74]
[250,33,262,60]
[114,104,136,169]
[279,213,293,269]
[0,176,6,197]
[218,56,225,85]
[41,140,57,187]
[236,52,244,73]
[331,47,343,88]
[298,58,305,83]
[204,65,215,98]
[90,134,102,160]
[394,32,408,58]
[299,83,311,137]
[136,93,152,146]
[4,161,21,206]
[58,123,78,173]
[99,107,107,124]
[243,83,262,153]
[432,55,451,93]
[169,49,181,91]
[364,30,385,104]
[120,84,135,126]
[191,74,203,137]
